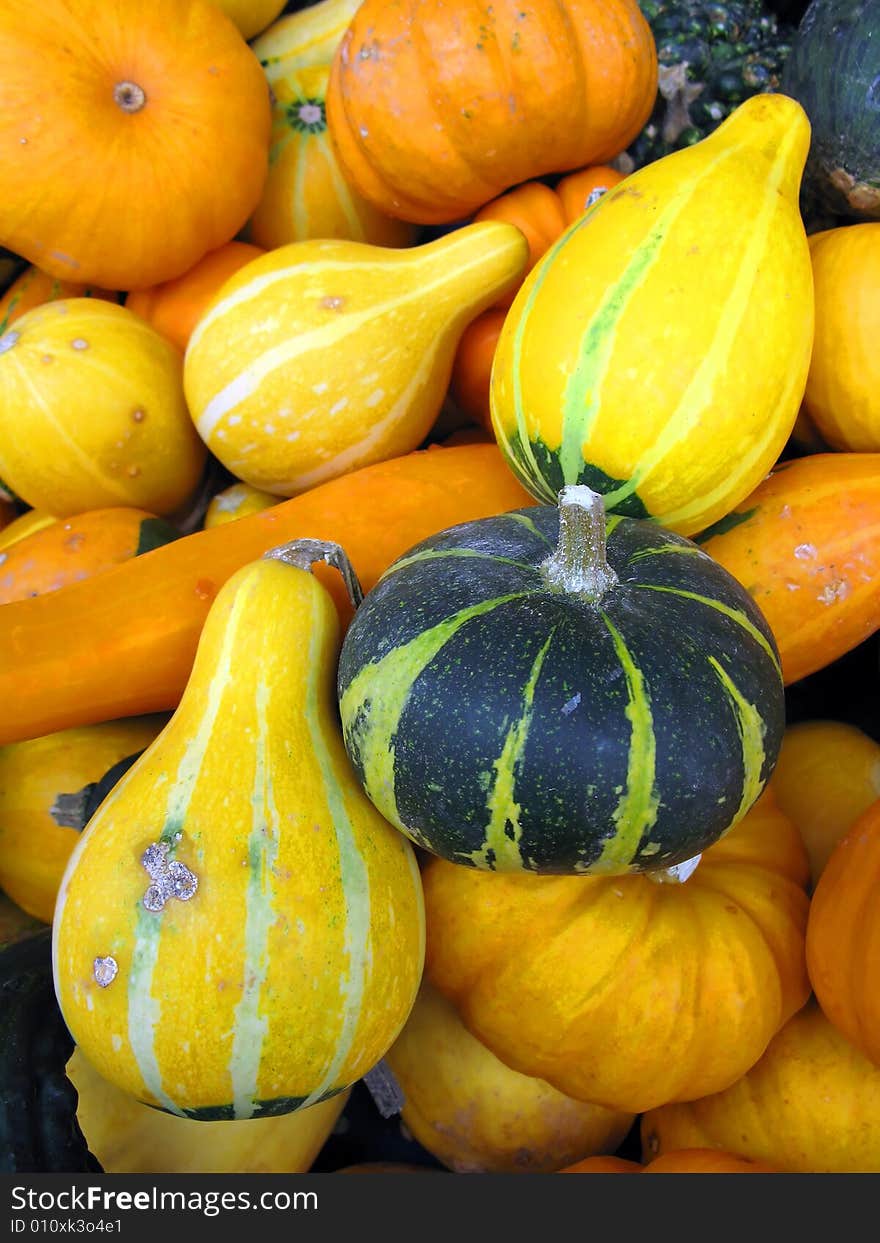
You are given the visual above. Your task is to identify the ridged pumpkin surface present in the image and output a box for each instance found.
[53,554,425,1119]
[490,94,814,536]
[183,224,528,495]
[423,789,810,1113]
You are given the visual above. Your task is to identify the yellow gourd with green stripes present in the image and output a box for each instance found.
[490,94,815,537]
[183,222,528,496]
[53,540,425,1119]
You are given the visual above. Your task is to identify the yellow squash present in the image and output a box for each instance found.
[184,223,528,496]
[203,482,279,529]
[53,539,425,1119]
[490,94,815,537]
[252,0,362,72]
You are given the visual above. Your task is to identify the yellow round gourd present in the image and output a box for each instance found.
[203,481,279,529]
[210,0,287,41]
[0,299,206,517]
[490,93,814,537]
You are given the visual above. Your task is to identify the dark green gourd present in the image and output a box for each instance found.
[338,487,785,875]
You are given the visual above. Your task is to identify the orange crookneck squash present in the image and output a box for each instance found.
[0,0,271,290]
[325,0,656,224]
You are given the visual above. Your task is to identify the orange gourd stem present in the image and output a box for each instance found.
[699,453,880,685]
[0,443,532,745]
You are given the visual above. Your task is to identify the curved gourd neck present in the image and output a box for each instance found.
[405,221,529,318]
[539,485,618,605]
[263,537,364,609]
[704,93,811,207]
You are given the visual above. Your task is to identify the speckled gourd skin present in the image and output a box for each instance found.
[53,553,425,1119]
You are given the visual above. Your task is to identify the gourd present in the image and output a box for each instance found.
[781,0,880,222]
[53,540,425,1118]
[0,931,101,1173]
[0,717,168,923]
[642,1000,880,1172]
[253,0,362,72]
[183,223,528,496]
[801,224,880,449]
[384,981,634,1173]
[0,299,207,518]
[0,508,180,605]
[772,721,880,885]
[212,0,287,41]
[325,0,657,224]
[125,242,265,354]
[0,0,272,290]
[422,788,810,1113]
[338,485,785,874]
[0,442,532,746]
[561,1150,776,1172]
[68,1049,349,1173]
[0,267,119,333]
[0,510,57,552]
[204,483,279,530]
[698,453,880,685]
[490,93,814,536]
[806,797,880,1066]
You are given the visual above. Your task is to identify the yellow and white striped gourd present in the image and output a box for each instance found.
[183,222,528,496]
[253,0,362,74]
[53,540,425,1119]
[490,94,815,537]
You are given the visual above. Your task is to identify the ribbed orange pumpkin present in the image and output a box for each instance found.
[325,0,657,224]
[0,0,272,290]
[806,797,880,1067]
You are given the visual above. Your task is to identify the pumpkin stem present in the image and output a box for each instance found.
[113,81,147,113]
[646,854,702,885]
[263,538,364,610]
[540,485,617,604]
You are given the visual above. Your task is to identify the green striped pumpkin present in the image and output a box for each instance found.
[338,486,785,875]
[489,92,814,537]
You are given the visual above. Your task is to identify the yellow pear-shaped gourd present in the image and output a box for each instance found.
[53,539,425,1119]
[253,0,362,73]
[183,222,528,495]
[491,93,815,537]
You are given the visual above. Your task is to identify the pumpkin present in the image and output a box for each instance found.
[125,242,265,355]
[642,1001,880,1172]
[0,0,271,290]
[0,442,532,746]
[247,57,415,250]
[183,223,528,496]
[781,0,880,222]
[0,510,57,553]
[490,93,814,536]
[204,483,279,530]
[772,721,880,885]
[53,540,425,1118]
[806,797,880,1067]
[0,507,180,605]
[801,224,880,450]
[68,1049,349,1173]
[698,453,880,686]
[0,299,207,518]
[452,169,625,424]
[0,932,100,1173]
[0,267,119,334]
[211,0,287,41]
[384,981,633,1173]
[561,1150,776,1173]
[325,0,657,224]
[422,787,810,1114]
[0,717,168,923]
[338,485,784,874]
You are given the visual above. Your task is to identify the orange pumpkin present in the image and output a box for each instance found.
[554,165,626,221]
[0,267,119,333]
[700,453,880,686]
[125,242,265,354]
[561,1150,775,1173]
[806,798,880,1067]
[423,789,810,1114]
[0,0,272,290]
[0,508,180,605]
[772,721,880,886]
[325,0,656,224]
[802,224,880,451]
[0,510,57,553]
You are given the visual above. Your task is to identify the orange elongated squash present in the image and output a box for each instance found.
[699,453,880,685]
[0,443,533,746]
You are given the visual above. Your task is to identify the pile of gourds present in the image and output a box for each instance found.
[1,0,879,1177]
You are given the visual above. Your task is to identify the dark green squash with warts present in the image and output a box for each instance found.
[781,0,880,222]
[0,931,101,1172]
[338,487,784,875]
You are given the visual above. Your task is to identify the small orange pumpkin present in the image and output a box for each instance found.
[125,242,265,354]
[0,0,272,289]
[326,0,656,224]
